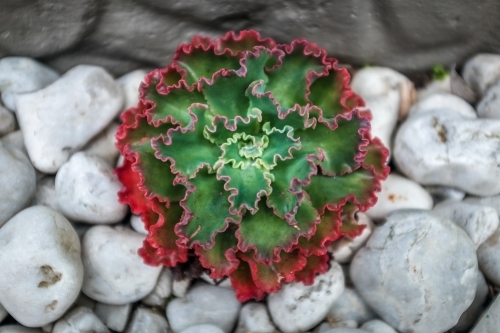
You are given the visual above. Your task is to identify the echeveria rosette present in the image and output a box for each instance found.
[115,30,389,301]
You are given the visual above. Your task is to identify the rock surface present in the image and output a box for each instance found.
[0,105,15,135]
[81,226,162,304]
[329,213,374,264]
[454,272,489,332]
[82,122,120,165]
[15,65,123,173]
[32,176,59,211]
[125,307,169,333]
[361,320,397,333]
[350,210,478,333]
[179,325,223,333]
[0,141,36,227]
[55,152,127,224]
[0,206,83,327]
[52,306,109,333]
[407,93,476,119]
[462,54,500,96]
[94,303,132,332]
[117,69,148,111]
[235,302,276,333]
[470,295,500,333]
[167,283,241,333]
[0,326,40,333]
[326,288,376,327]
[366,173,433,220]
[477,228,500,287]
[0,57,59,111]
[142,269,172,307]
[477,82,500,119]
[268,261,345,333]
[394,109,500,196]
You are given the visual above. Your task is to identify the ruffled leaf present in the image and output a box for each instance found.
[229,258,267,301]
[294,253,330,285]
[195,227,239,279]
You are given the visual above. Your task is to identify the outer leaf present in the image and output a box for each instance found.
[294,253,330,285]
[297,206,342,256]
[229,258,267,302]
[214,30,276,53]
[271,249,307,283]
[240,251,281,293]
[195,227,239,279]
[363,137,390,178]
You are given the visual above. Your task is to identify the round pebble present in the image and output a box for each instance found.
[0,141,36,227]
[408,92,476,118]
[454,272,489,332]
[180,325,224,333]
[125,307,169,333]
[477,228,500,287]
[81,226,162,304]
[0,206,83,327]
[268,261,345,333]
[462,53,500,96]
[55,152,127,224]
[0,104,15,136]
[361,320,397,333]
[326,287,376,327]
[142,269,172,307]
[366,173,433,220]
[329,213,374,263]
[167,283,241,333]
[15,65,123,173]
[82,122,120,166]
[477,82,500,119]
[52,306,109,333]
[351,210,478,333]
[32,176,59,211]
[117,69,148,111]
[94,302,132,332]
[0,326,40,333]
[235,302,276,333]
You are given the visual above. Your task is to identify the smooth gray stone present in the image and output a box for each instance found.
[470,296,500,333]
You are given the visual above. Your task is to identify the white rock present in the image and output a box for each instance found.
[326,288,376,327]
[477,228,500,287]
[125,308,169,333]
[268,261,345,333]
[0,141,36,227]
[55,152,127,224]
[74,293,96,311]
[52,307,109,333]
[82,226,162,304]
[329,213,374,263]
[0,303,6,323]
[424,185,465,204]
[1,130,26,155]
[167,283,241,333]
[32,176,59,211]
[82,122,120,165]
[41,323,53,333]
[15,65,123,173]
[0,326,41,333]
[470,295,500,333]
[180,325,223,333]
[365,174,433,220]
[320,329,369,333]
[0,57,59,111]
[477,82,500,119]
[361,320,397,333]
[351,210,478,333]
[462,54,500,96]
[235,302,276,333]
[317,322,358,332]
[351,67,415,153]
[0,206,83,327]
[130,214,148,235]
[433,201,499,249]
[416,75,451,101]
[464,195,500,214]
[142,269,172,307]
[117,69,148,111]
[394,109,500,196]
[0,104,15,135]
[172,278,191,298]
[454,272,489,332]
[95,303,132,332]
[408,93,476,118]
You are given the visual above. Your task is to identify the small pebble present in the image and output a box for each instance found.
[1,130,26,155]
[55,152,127,224]
[82,226,162,304]
[95,303,132,332]
[433,201,499,248]
[52,307,109,333]
[464,195,500,214]
[15,65,123,173]
[424,185,465,204]
[117,69,148,111]
[416,75,451,101]
[268,261,345,333]
[462,53,500,96]
[0,104,15,135]
[0,326,41,333]
[82,122,120,165]
[74,293,96,311]
[180,325,224,333]
[394,109,500,196]
[326,287,376,327]
[476,82,500,119]
[361,320,397,333]
[454,272,489,332]
[470,295,500,333]
[167,283,241,333]
[477,228,500,287]
[142,269,172,307]
[0,141,36,227]
[32,176,59,211]
[366,173,433,220]
[329,213,374,263]
[408,92,476,118]
[130,214,148,235]
[125,308,169,333]
[235,302,276,333]
[172,278,191,298]
[0,206,83,327]
[0,57,59,111]
[321,328,369,333]
[351,210,477,333]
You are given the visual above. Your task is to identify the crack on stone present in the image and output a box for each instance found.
[38,265,62,288]
[431,116,448,143]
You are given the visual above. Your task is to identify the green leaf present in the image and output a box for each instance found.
[308,70,344,119]
[239,250,281,293]
[176,48,242,86]
[217,162,274,214]
[297,114,367,176]
[265,45,326,110]
[305,168,379,211]
[196,227,239,278]
[153,105,222,178]
[297,206,341,256]
[260,124,300,169]
[181,167,239,247]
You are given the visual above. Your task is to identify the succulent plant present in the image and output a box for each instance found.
[115,30,389,301]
